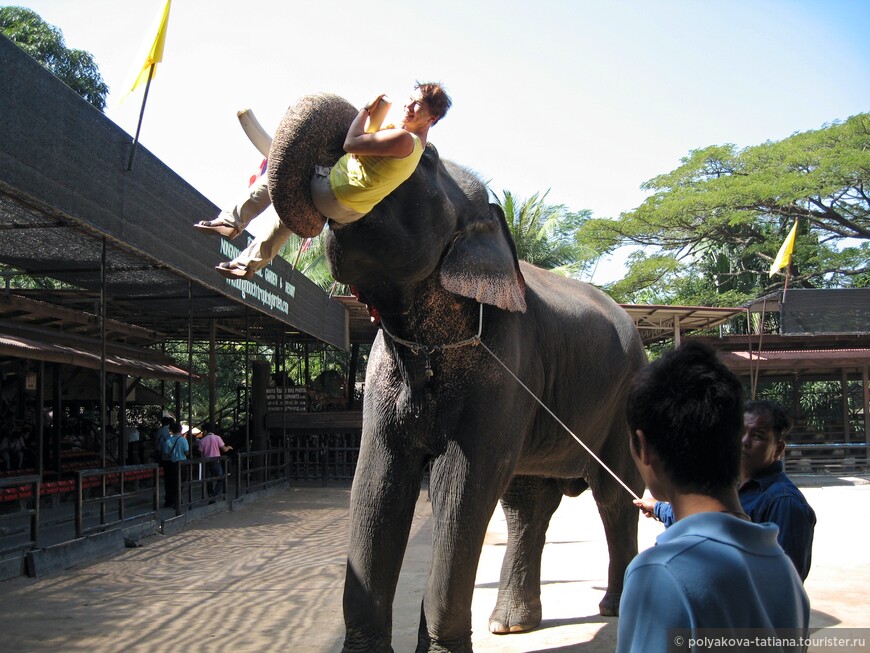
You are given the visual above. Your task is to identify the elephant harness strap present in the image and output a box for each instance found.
[379,303,484,379]
[378,302,640,501]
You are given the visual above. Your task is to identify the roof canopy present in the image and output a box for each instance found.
[0,35,348,351]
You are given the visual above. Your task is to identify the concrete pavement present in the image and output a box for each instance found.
[0,476,867,652]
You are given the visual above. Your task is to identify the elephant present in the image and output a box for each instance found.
[269,94,647,653]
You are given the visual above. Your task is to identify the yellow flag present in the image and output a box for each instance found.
[119,0,172,103]
[768,220,798,277]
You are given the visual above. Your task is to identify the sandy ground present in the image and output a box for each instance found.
[0,476,866,652]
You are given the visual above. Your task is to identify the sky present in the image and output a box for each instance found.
[8,0,870,283]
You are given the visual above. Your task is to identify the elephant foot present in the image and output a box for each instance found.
[415,630,472,653]
[598,591,621,617]
[342,641,392,653]
[488,597,542,634]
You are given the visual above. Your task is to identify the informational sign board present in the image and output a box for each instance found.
[265,386,308,413]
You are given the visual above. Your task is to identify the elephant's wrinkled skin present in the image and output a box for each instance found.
[269,95,646,653]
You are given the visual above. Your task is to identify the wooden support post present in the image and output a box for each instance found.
[863,366,869,447]
[841,368,850,442]
[53,363,62,474]
[119,373,128,464]
[186,280,193,451]
[347,343,359,410]
[209,319,217,427]
[100,237,107,468]
[36,361,44,478]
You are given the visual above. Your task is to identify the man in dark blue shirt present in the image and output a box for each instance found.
[739,400,816,581]
[636,399,816,581]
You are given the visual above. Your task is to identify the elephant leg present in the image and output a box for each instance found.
[587,424,644,617]
[342,437,425,653]
[416,442,511,653]
[488,475,563,634]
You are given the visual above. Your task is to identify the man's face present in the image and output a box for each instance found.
[740,410,785,480]
[402,92,434,130]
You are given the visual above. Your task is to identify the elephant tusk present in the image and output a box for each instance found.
[237,108,273,158]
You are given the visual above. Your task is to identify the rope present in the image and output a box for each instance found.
[379,302,639,500]
[477,340,640,501]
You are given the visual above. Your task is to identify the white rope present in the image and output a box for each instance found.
[477,339,640,501]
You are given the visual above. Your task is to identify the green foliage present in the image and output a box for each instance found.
[581,114,870,304]
[755,379,866,439]
[276,231,350,295]
[0,264,74,290]
[495,190,597,278]
[1,6,109,111]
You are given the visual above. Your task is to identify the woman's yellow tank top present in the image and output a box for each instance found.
[329,133,423,215]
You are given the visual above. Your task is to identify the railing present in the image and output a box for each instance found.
[286,433,361,485]
[75,464,160,538]
[0,474,40,554]
[785,442,869,474]
[0,436,361,567]
[177,456,230,513]
[235,449,290,498]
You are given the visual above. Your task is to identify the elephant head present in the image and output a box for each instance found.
[268,93,526,313]
[267,93,358,238]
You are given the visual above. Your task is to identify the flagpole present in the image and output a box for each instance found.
[126,63,156,172]
[292,238,311,270]
[782,265,791,305]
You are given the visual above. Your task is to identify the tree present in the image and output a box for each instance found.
[276,230,348,294]
[495,190,597,279]
[1,6,109,111]
[581,114,870,304]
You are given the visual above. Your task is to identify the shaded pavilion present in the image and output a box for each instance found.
[0,35,351,478]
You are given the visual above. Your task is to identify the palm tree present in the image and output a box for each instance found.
[495,190,597,279]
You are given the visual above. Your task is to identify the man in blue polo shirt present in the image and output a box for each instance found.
[635,399,816,581]
[617,343,808,653]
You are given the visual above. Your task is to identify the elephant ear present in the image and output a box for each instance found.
[440,203,527,313]
[268,93,359,238]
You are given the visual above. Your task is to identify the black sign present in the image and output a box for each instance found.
[265,386,308,413]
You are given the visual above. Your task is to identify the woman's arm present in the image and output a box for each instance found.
[343,108,414,158]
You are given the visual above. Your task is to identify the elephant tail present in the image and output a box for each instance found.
[268,93,359,238]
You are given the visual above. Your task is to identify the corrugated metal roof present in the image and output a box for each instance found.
[0,332,190,381]
[719,347,870,374]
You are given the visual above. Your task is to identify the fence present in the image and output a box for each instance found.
[785,442,869,475]
[175,456,231,513]
[285,433,361,485]
[75,464,160,538]
[0,433,363,568]
[0,474,40,555]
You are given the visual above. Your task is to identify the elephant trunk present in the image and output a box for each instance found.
[268,93,359,238]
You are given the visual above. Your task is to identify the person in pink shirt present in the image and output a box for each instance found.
[198,424,233,500]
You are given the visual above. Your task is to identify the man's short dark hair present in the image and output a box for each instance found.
[744,400,792,442]
[627,341,744,493]
[416,81,451,124]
